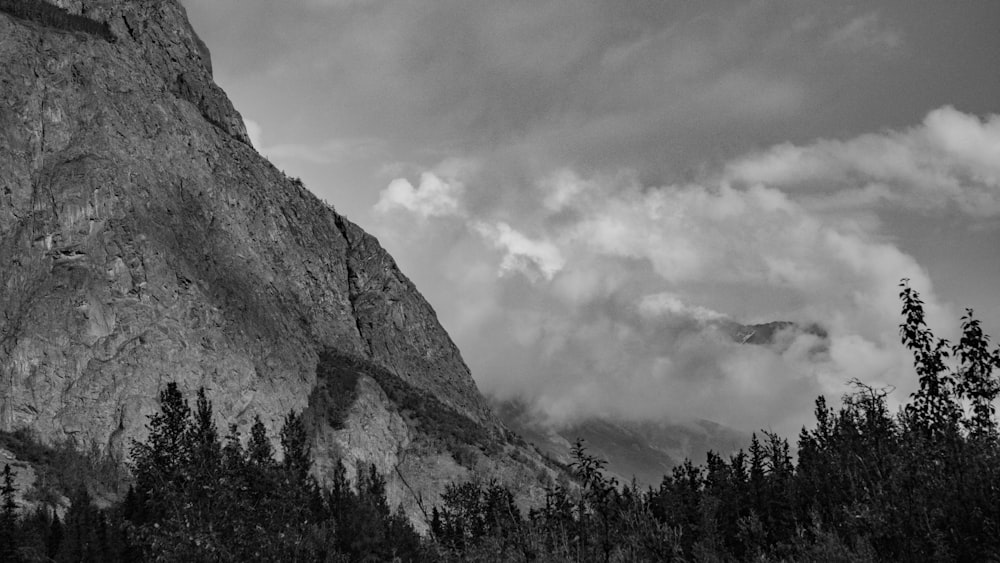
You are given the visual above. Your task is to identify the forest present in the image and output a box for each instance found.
[1,280,999,562]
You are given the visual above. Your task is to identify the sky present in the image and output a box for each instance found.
[181,0,1000,437]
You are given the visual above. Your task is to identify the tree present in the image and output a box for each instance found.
[247,415,273,468]
[899,279,961,436]
[130,382,192,519]
[0,464,18,562]
[280,411,312,485]
[953,308,1000,437]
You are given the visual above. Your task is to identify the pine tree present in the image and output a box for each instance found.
[48,513,63,560]
[58,484,98,563]
[280,411,311,484]
[191,388,221,472]
[130,381,193,523]
[0,464,18,562]
[247,416,273,467]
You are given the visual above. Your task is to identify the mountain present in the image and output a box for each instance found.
[0,0,555,527]
[493,320,824,487]
[715,320,828,350]
[495,399,748,487]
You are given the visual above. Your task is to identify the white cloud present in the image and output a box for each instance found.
[638,293,726,323]
[473,221,565,281]
[726,107,1000,217]
[372,158,950,434]
[375,159,481,219]
[375,172,464,218]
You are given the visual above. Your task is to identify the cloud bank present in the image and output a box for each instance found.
[186,0,1000,437]
[727,107,1000,217]
[370,107,1000,436]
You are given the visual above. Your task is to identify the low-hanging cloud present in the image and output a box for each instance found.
[372,111,978,436]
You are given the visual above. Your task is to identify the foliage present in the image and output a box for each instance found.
[0,428,127,507]
[311,350,361,430]
[3,280,1000,561]
[124,383,429,561]
[425,280,1000,561]
[318,350,500,464]
[0,0,114,41]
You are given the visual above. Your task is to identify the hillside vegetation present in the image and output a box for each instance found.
[2,280,999,561]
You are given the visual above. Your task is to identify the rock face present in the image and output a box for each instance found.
[0,0,544,524]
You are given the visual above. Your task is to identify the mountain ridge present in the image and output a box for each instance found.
[0,0,551,527]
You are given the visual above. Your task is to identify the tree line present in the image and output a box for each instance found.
[0,385,427,562]
[2,279,999,561]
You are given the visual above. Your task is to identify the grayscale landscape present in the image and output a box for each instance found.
[0,0,998,560]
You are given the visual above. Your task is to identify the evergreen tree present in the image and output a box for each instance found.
[280,411,311,483]
[48,512,63,560]
[58,484,99,563]
[247,415,273,467]
[0,464,18,562]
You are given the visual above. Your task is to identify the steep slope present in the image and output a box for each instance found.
[497,399,747,487]
[0,0,550,525]
[494,320,821,487]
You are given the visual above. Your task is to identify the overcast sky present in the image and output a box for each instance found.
[182,0,1000,436]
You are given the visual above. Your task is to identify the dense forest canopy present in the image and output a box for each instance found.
[1,280,999,561]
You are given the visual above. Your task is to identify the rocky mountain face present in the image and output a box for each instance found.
[0,0,553,526]
[715,320,828,350]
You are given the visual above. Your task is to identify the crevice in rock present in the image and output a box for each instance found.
[333,213,374,359]
[393,446,431,528]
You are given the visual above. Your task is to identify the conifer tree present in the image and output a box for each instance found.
[0,464,18,562]
[48,513,63,560]
[247,416,273,467]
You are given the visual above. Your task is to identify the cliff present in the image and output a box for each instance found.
[0,0,552,526]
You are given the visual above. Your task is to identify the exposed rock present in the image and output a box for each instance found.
[716,320,828,350]
[0,448,40,513]
[0,0,548,521]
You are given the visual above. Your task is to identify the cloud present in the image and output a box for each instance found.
[638,293,726,323]
[372,155,950,435]
[376,173,464,218]
[183,0,1000,439]
[825,13,903,55]
[238,117,384,174]
[264,138,384,164]
[473,221,565,281]
[726,107,1000,217]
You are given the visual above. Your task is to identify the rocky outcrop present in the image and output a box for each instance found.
[0,449,41,512]
[0,0,537,519]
